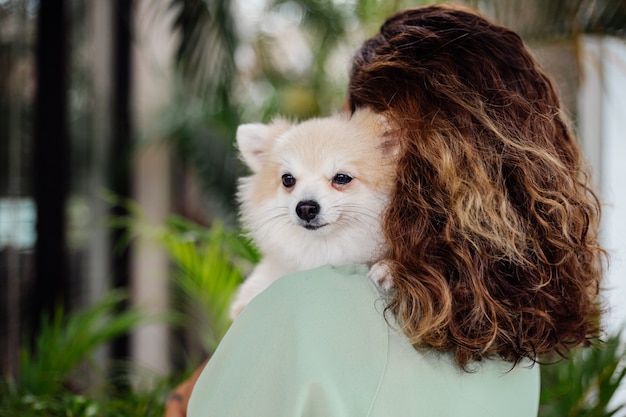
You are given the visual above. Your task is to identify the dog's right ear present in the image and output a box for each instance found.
[236,123,270,173]
[236,118,292,173]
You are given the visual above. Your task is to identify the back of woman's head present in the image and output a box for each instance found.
[349,4,605,368]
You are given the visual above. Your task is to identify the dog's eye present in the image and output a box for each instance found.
[282,173,296,188]
[332,173,353,186]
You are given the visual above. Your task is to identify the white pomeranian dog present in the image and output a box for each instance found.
[229,108,398,319]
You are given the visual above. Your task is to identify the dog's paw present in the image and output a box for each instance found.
[368,261,394,292]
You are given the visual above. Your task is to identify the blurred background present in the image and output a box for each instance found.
[1,0,625,415]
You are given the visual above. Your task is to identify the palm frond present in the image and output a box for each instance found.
[540,331,626,417]
[16,291,144,396]
[169,0,237,102]
[159,217,257,353]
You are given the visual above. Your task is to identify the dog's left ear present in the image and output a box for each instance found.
[236,118,292,172]
[351,108,399,158]
[378,115,399,159]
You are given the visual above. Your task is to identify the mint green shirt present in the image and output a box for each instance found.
[188,264,540,416]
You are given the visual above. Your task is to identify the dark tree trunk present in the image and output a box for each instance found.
[110,0,133,362]
[32,0,70,340]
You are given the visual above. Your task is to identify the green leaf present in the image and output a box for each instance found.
[17,291,144,396]
[539,330,626,417]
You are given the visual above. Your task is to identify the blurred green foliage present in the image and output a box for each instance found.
[16,292,143,396]
[158,215,258,353]
[107,192,257,355]
[540,333,626,417]
[0,292,160,417]
[0,212,256,417]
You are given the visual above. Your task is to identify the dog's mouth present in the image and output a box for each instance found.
[303,223,328,231]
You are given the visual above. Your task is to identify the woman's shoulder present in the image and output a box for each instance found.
[240,263,383,319]
[261,263,373,294]
[190,264,393,417]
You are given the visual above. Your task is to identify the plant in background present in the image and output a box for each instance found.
[0,193,257,417]
[0,292,156,417]
[539,330,626,417]
[18,292,142,396]
[159,215,258,354]
[109,192,258,355]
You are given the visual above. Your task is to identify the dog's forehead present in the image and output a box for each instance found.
[275,128,364,171]
[279,117,379,151]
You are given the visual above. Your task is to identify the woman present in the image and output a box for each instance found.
[170,4,605,416]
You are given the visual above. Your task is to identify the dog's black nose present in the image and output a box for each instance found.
[296,200,320,221]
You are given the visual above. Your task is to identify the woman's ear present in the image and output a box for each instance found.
[236,118,292,173]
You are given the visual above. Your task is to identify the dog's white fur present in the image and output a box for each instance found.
[230,108,397,319]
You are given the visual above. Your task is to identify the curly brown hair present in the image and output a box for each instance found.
[348,4,606,369]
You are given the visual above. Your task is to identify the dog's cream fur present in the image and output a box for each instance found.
[230,108,397,319]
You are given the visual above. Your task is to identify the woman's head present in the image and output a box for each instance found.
[349,4,605,368]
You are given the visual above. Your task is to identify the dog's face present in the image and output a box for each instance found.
[236,108,397,270]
